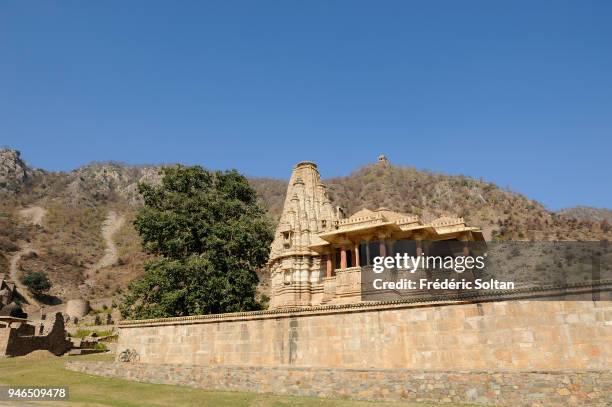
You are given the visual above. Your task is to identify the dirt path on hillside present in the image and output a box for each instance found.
[8,206,47,307]
[84,211,125,287]
[19,206,47,226]
[9,243,41,307]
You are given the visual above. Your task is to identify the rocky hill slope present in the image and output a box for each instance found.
[1,148,610,310]
[559,206,612,224]
[0,149,39,195]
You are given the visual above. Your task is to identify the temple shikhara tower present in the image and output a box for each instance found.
[269,161,485,309]
[268,162,340,308]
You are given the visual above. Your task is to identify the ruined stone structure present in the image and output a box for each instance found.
[0,273,15,308]
[0,312,71,357]
[66,299,90,319]
[269,162,484,308]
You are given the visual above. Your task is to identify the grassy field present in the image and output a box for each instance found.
[0,354,481,407]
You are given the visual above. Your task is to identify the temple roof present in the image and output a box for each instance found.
[312,207,483,248]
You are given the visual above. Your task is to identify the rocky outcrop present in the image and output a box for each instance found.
[0,147,163,204]
[0,148,35,194]
[65,163,163,205]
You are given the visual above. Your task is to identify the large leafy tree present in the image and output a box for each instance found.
[121,166,273,319]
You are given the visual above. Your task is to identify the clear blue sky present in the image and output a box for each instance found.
[1,1,611,210]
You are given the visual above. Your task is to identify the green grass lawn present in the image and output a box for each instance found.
[0,354,481,407]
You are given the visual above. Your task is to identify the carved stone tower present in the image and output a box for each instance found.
[268,161,339,308]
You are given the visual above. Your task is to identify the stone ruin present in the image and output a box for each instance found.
[66,299,90,319]
[0,273,16,310]
[0,311,71,357]
[0,274,111,357]
[31,301,116,356]
[0,273,27,321]
[0,304,115,357]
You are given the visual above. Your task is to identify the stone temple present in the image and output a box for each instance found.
[89,160,610,406]
[268,161,484,309]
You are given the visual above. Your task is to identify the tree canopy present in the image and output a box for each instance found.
[121,166,273,319]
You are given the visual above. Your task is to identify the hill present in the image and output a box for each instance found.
[1,148,610,310]
[559,206,612,224]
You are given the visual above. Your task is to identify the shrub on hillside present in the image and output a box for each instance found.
[20,271,52,294]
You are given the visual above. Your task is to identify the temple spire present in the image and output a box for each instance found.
[268,161,339,308]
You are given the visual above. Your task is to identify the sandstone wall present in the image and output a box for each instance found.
[118,296,612,370]
[66,361,612,407]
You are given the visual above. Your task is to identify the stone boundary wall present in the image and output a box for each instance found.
[65,361,611,407]
[117,294,612,370]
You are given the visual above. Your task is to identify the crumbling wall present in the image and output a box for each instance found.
[2,313,71,357]
[0,328,9,355]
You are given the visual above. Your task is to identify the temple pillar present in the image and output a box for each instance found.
[416,240,423,256]
[365,240,371,265]
[340,247,347,269]
[326,254,333,278]
[379,239,386,257]
[354,243,360,267]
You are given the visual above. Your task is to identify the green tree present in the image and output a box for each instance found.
[21,271,52,294]
[121,166,273,319]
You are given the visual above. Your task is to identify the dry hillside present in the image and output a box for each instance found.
[0,148,610,309]
[251,163,611,241]
[559,206,612,224]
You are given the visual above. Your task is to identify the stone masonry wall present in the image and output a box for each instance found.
[117,298,612,370]
[1,313,71,357]
[66,361,611,407]
[0,328,9,355]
